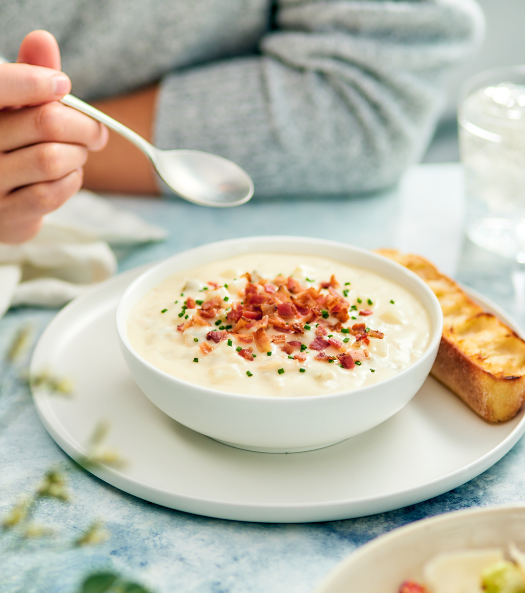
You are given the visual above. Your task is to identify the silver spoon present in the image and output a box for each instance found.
[61,94,254,207]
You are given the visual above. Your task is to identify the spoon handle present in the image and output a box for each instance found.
[60,94,156,160]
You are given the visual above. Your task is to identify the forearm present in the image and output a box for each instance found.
[82,84,160,195]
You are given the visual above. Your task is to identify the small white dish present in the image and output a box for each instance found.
[313,505,525,593]
[30,265,525,523]
[115,237,443,453]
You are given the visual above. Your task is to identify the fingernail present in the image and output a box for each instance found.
[52,74,71,96]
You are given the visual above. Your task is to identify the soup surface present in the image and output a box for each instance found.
[127,253,431,396]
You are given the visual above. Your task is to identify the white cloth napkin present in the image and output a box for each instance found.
[0,190,167,318]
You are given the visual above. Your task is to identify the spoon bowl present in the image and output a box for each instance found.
[61,94,254,207]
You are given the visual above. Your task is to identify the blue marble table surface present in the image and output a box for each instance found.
[2,163,525,593]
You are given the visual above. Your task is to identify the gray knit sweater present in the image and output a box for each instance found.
[0,0,483,197]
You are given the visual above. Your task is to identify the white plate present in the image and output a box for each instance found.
[313,504,525,592]
[31,266,525,523]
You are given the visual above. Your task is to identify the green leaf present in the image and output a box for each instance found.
[122,584,154,593]
[81,572,118,593]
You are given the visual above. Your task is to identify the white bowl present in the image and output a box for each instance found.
[115,236,442,453]
[314,505,525,593]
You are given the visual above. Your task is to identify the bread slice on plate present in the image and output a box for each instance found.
[377,249,525,423]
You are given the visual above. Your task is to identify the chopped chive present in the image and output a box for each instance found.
[175,300,178,304]
[351,316,357,320]
[299,368,306,373]
[343,337,350,343]
[341,328,350,334]
[185,315,189,319]
[328,334,333,338]
[267,352,272,356]
[357,298,362,304]
[278,368,285,374]
[355,361,362,366]
[328,359,334,363]
[194,338,199,343]
[367,298,373,306]
[300,344,307,352]
[321,310,329,319]
[306,277,314,282]
[343,290,349,297]
[223,296,229,302]
[219,325,225,330]
[193,358,199,363]
[215,320,221,326]
[345,282,351,286]
[370,369,376,373]
[178,312,184,318]
[224,284,229,289]
[365,327,370,333]
[351,305,358,311]
[196,300,203,305]
[181,293,184,297]
[390,299,395,304]
[225,325,232,330]
[304,324,311,330]
[246,371,253,377]
[253,354,257,357]
[227,339,233,347]
[316,323,319,327]
[288,355,294,359]
[161,309,168,313]
[236,347,242,352]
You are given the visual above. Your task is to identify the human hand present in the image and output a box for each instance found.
[0,30,108,243]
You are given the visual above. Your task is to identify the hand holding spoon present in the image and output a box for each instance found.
[61,94,254,207]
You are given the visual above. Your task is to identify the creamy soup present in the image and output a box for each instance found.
[127,253,431,397]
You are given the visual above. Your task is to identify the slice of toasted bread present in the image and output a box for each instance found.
[377,248,525,422]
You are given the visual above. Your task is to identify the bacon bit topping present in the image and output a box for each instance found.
[315,352,337,362]
[199,342,214,355]
[328,337,343,350]
[193,314,211,327]
[269,316,290,332]
[350,348,369,361]
[177,269,385,372]
[206,330,228,343]
[275,285,293,302]
[254,327,272,352]
[238,347,255,361]
[270,334,286,343]
[281,341,302,355]
[276,302,297,318]
[287,277,303,294]
[399,582,429,593]
[242,309,262,320]
[207,281,220,289]
[368,329,384,339]
[287,340,302,348]
[310,336,330,351]
[338,353,355,369]
[320,274,339,289]
[227,302,243,323]
[232,333,254,344]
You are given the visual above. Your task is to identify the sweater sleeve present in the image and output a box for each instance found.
[154,0,484,197]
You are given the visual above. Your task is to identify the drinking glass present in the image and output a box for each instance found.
[459,66,525,264]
